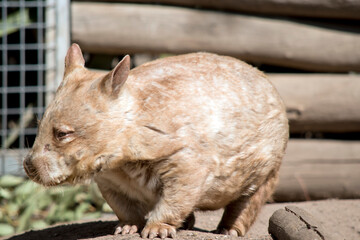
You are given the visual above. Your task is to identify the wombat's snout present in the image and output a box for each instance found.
[23,154,37,180]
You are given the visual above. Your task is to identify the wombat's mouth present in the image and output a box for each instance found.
[30,173,70,187]
[24,160,72,186]
[24,154,94,186]
[48,172,93,186]
[46,175,71,186]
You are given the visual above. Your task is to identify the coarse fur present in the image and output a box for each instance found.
[24,44,288,238]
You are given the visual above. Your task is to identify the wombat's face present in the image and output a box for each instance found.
[23,44,130,186]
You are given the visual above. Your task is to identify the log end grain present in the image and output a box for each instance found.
[269,206,335,240]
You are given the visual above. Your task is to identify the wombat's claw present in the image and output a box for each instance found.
[114,224,138,235]
[217,227,243,237]
[141,223,176,239]
[221,228,239,236]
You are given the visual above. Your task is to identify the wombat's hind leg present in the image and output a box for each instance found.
[217,173,278,236]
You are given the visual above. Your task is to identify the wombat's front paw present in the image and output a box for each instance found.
[114,223,139,235]
[141,223,176,239]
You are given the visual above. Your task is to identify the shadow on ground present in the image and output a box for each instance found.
[4,220,218,240]
[5,220,118,240]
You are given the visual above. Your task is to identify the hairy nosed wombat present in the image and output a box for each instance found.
[24,44,288,238]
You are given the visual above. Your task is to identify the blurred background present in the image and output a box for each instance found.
[0,0,359,237]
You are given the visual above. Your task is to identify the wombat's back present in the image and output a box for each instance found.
[127,52,287,153]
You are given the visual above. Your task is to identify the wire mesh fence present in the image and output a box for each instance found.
[0,0,69,175]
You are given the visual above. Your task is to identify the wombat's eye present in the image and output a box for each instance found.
[53,127,75,142]
[57,131,68,139]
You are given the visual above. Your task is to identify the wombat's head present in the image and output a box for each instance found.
[23,44,131,186]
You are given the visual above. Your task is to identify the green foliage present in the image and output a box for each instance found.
[0,175,109,237]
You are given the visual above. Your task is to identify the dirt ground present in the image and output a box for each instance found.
[4,199,360,240]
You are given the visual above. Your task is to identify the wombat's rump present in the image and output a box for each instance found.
[24,44,288,238]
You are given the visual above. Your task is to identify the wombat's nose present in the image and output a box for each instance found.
[23,155,36,178]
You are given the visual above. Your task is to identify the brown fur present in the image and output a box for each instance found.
[24,44,288,238]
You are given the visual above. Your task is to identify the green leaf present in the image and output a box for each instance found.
[48,186,65,197]
[0,178,107,234]
[30,220,48,230]
[0,175,25,188]
[62,211,75,222]
[102,202,113,213]
[5,202,20,218]
[55,187,79,210]
[37,193,52,210]
[75,202,91,220]
[0,223,15,236]
[14,180,38,197]
[0,187,12,199]
[82,212,101,220]
[89,183,105,208]
[17,201,37,232]
[22,187,45,208]
[74,192,88,203]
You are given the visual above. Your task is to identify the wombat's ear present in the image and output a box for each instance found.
[101,55,130,97]
[64,43,85,75]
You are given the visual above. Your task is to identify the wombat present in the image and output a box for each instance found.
[24,44,288,238]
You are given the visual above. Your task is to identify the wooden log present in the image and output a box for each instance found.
[72,2,360,72]
[73,0,360,20]
[269,206,335,240]
[268,74,360,133]
[274,139,360,202]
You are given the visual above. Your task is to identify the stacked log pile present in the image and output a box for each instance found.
[275,139,360,201]
[72,2,360,72]
[71,0,360,202]
[75,0,360,19]
[269,74,360,133]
